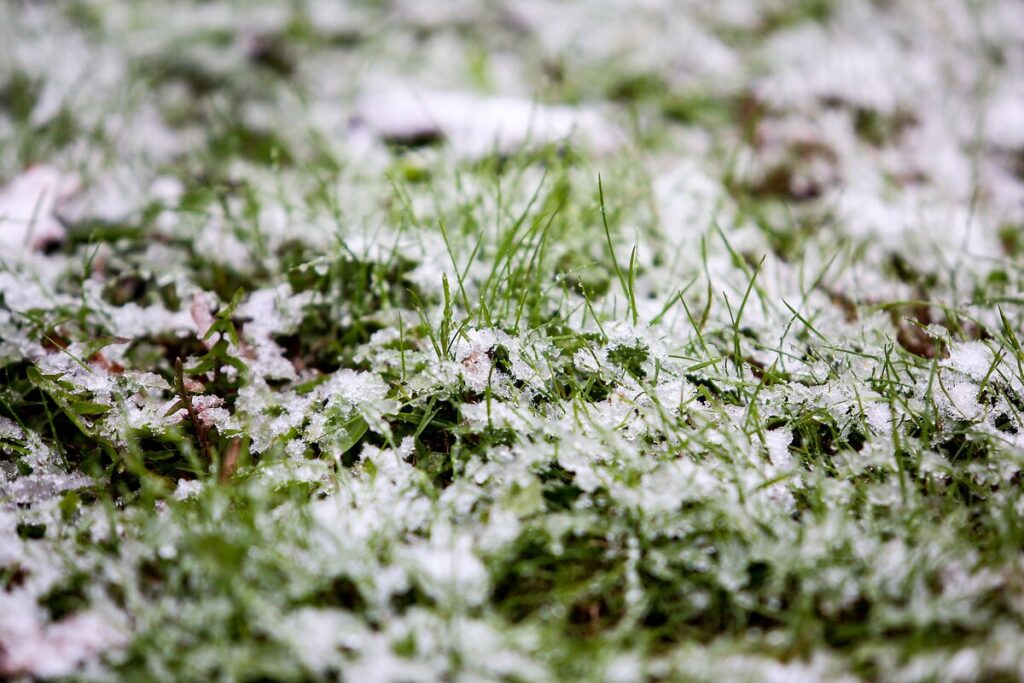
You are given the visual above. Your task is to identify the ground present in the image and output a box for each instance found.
[1,1,1024,681]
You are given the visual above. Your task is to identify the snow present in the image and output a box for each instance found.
[944,342,996,382]
[355,88,621,159]
[0,0,1023,679]
[0,593,126,679]
[763,427,794,469]
[986,80,1024,150]
[0,166,77,253]
[399,525,489,606]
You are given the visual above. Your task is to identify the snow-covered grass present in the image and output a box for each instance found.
[2,1,1024,681]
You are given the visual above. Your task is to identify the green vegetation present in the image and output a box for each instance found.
[1,1,1023,681]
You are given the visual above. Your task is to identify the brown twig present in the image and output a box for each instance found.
[219,438,242,484]
[174,357,212,463]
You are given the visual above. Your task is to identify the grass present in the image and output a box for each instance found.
[2,1,1024,681]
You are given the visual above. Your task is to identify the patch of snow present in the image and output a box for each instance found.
[944,341,996,382]
[173,479,203,501]
[399,524,489,607]
[355,88,621,159]
[0,166,78,253]
[0,593,126,679]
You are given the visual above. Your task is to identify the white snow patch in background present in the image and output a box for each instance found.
[986,79,1024,150]
[0,166,78,253]
[355,88,622,158]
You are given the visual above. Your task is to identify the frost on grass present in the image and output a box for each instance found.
[1,0,1024,681]
[0,593,126,680]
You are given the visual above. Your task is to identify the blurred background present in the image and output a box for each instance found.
[1,0,1021,260]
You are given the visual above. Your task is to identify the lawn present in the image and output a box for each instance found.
[1,1,1023,681]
